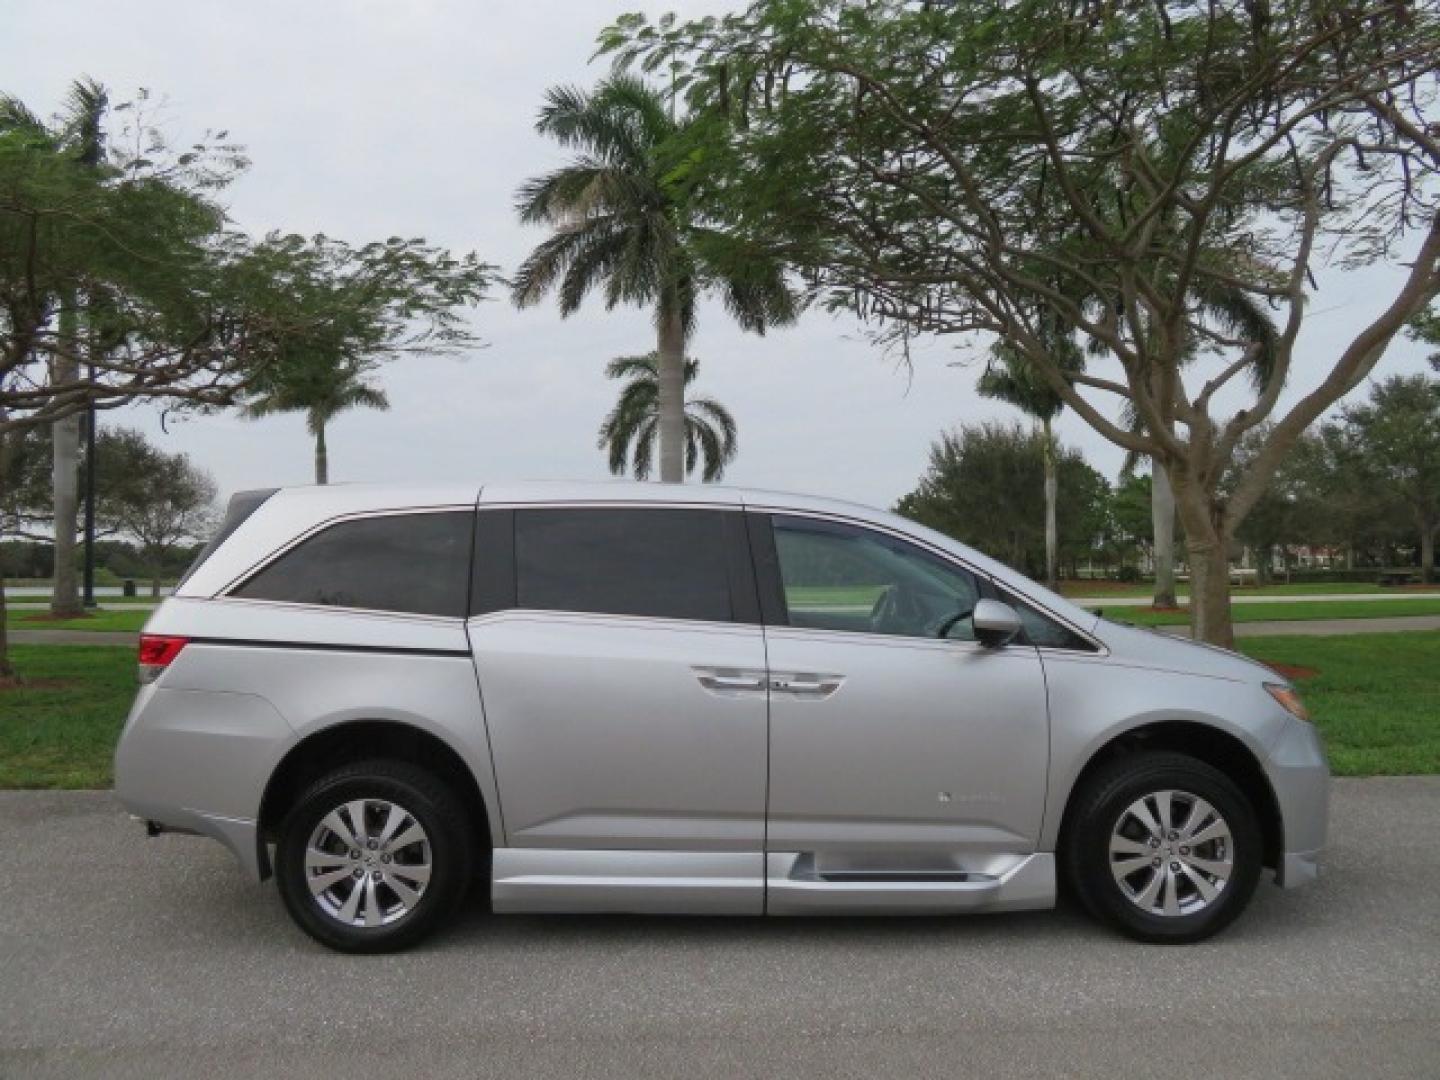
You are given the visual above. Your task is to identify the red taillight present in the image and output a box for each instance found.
[138,634,188,682]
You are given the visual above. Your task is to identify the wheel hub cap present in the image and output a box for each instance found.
[1109,790,1233,917]
[304,798,433,928]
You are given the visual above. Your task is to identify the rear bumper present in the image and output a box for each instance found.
[122,802,267,882]
[114,682,291,883]
[1266,718,1330,889]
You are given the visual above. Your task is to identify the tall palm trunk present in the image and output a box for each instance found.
[656,299,687,484]
[1151,459,1178,608]
[313,416,329,485]
[50,297,83,617]
[0,425,13,678]
[1041,417,1058,590]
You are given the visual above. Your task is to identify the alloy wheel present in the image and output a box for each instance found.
[303,798,433,928]
[1108,789,1234,917]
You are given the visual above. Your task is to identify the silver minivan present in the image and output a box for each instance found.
[115,481,1328,952]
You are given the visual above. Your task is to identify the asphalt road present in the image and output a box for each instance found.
[2,779,1438,1079]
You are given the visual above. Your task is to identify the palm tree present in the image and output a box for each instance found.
[598,353,737,481]
[0,78,109,617]
[978,317,1083,590]
[243,357,388,485]
[513,75,795,483]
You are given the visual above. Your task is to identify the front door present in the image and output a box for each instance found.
[468,506,768,914]
[755,513,1050,895]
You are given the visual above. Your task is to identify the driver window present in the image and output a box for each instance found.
[771,516,980,641]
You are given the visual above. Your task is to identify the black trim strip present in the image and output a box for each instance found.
[188,636,470,659]
[744,511,789,626]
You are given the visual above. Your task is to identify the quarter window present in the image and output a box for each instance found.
[515,508,733,622]
[232,512,472,617]
[1009,595,1096,651]
[770,516,980,640]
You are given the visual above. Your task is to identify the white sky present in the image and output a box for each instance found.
[5,0,1434,509]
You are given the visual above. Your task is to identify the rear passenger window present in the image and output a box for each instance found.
[232,512,471,617]
[515,508,732,622]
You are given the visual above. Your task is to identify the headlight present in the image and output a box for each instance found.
[1265,682,1310,722]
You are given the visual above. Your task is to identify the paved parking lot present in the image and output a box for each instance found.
[3,778,1438,1079]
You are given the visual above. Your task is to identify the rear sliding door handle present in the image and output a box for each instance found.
[695,671,767,693]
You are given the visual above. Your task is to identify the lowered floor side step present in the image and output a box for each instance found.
[765,851,1055,915]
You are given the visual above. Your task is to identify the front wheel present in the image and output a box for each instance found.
[275,759,474,953]
[1063,751,1262,943]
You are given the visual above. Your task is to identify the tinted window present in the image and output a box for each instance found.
[516,508,732,622]
[771,516,980,640]
[233,512,471,617]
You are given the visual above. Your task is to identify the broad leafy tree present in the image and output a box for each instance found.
[897,422,1109,581]
[598,352,737,481]
[605,0,1440,644]
[513,75,795,483]
[0,84,491,677]
[1334,375,1440,581]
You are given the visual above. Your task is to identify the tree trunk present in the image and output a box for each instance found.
[1173,472,1235,647]
[314,420,329,485]
[50,299,83,617]
[1151,459,1178,608]
[1422,520,1436,585]
[150,575,161,598]
[0,571,10,679]
[0,423,11,677]
[1255,545,1274,587]
[656,301,687,484]
[1042,417,1058,591]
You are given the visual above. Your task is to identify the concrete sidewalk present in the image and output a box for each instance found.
[1073,591,1440,607]
[1157,614,1440,637]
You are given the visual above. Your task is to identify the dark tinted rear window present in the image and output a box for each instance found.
[515,508,732,622]
[233,511,471,617]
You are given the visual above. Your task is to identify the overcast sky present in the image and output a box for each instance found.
[6,0,1435,509]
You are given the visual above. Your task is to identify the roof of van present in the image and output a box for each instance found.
[214,479,890,518]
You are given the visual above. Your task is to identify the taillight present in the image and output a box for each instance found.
[138,634,188,684]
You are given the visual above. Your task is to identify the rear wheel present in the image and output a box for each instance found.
[275,759,473,953]
[1063,751,1262,943]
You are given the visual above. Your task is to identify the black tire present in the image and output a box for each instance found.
[1062,751,1262,944]
[275,759,474,953]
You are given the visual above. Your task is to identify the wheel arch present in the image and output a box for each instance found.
[257,719,497,881]
[1054,720,1283,873]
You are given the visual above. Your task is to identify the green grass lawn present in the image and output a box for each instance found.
[0,646,136,788]
[1239,633,1440,776]
[1,631,1435,789]
[1097,598,1440,625]
[13,608,151,632]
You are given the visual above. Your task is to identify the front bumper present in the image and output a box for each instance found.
[1265,717,1330,888]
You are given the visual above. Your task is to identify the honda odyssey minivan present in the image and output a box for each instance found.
[115,482,1328,952]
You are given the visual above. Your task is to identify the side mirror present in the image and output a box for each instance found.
[972,599,1021,648]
